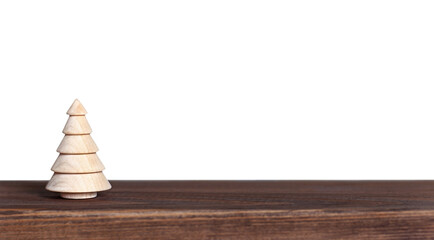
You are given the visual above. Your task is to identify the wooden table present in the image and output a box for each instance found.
[1,181,433,239]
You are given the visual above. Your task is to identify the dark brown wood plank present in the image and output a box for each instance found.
[1,181,434,239]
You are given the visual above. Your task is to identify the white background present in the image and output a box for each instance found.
[0,1,433,180]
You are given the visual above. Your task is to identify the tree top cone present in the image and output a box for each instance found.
[67,99,87,115]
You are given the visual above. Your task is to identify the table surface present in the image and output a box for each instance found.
[1,180,434,239]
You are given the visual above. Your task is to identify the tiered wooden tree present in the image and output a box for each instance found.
[46,99,111,199]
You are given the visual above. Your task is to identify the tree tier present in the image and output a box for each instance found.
[63,116,92,134]
[57,135,99,154]
[46,172,111,193]
[51,153,105,173]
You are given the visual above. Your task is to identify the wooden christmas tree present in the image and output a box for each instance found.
[46,99,111,199]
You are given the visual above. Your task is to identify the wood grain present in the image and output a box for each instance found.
[1,181,434,239]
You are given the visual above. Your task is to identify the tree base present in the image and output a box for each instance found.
[60,192,97,199]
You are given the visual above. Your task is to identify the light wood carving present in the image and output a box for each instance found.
[46,99,111,199]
